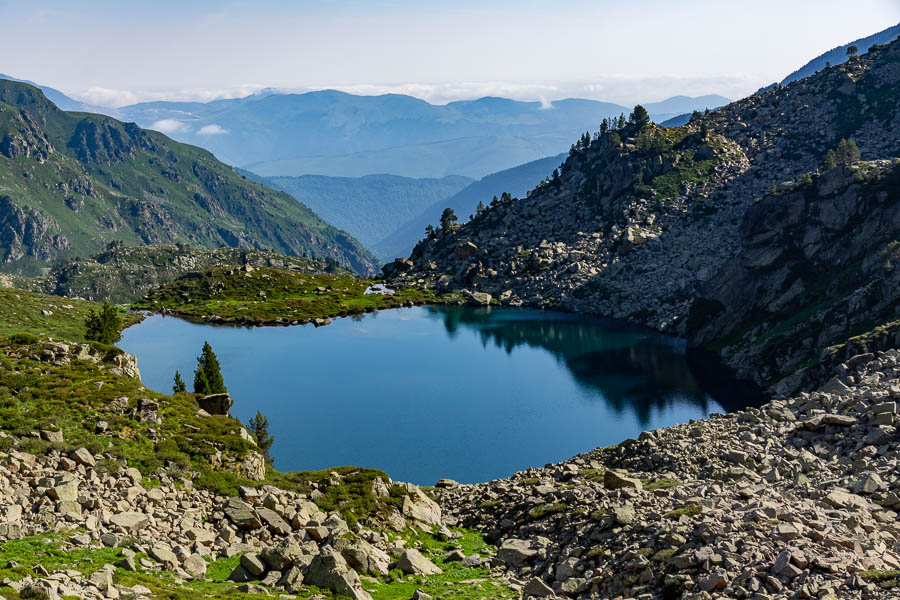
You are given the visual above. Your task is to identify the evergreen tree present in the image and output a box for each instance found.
[500,192,512,202]
[836,139,861,165]
[248,411,274,465]
[491,195,499,206]
[823,149,837,170]
[846,45,858,59]
[552,168,560,183]
[699,122,709,139]
[173,371,186,394]
[630,105,650,129]
[600,119,609,135]
[617,113,626,129]
[424,224,434,237]
[475,200,485,216]
[84,303,122,345]
[193,342,227,395]
[439,207,457,230]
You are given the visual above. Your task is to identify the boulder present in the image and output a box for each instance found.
[109,512,150,533]
[304,549,373,600]
[223,497,261,530]
[69,447,95,467]
[396,548,442,575]
[401,486,442,526]
[604,469,643,491]
[183,554,207,578]
[497,538,538,566]
[197,393,232,415]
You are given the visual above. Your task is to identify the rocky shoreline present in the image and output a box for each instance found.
[434,349,900,599]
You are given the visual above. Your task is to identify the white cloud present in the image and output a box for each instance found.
[538,96,554,110]
[74,84,269,108]
[197,124,229,135]
[149,119,188,134]
[81,87,140,107]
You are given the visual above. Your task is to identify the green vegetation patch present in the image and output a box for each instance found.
[134,266,452,324]
[0,288,141,342]
[859,570,900,589]
[665,506,702,519]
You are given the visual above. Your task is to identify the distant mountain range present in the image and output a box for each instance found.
[250,173,472,250]
[0,73,729,180]
[374,153,567,261]
[780,22,900,85]
[0,79,378,275]
[106,91,727,179]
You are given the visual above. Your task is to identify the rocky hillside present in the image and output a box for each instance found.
[12,244,350,304]
[389,37,900,393]
[688,161,900,393]
[0,80,379,276]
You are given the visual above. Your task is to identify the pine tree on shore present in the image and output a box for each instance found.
[193,342,227,395]
[173,371,186,393]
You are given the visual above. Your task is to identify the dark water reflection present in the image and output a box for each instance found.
[120,306,759,484]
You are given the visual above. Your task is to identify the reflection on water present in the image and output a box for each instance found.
[119,306,759,484]
[424,306,759,427]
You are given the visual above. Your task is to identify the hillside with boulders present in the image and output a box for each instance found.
[388,36,900,395]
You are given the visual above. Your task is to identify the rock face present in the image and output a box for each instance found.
[687,161,900,391]
[389,38,900,395]
[436,349,900,600]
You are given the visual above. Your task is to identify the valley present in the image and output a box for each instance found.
[0,10,898,600]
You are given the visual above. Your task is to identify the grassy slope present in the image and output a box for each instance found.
[0,289,508,599]
[0,80,378,276]
[134,266,461,324]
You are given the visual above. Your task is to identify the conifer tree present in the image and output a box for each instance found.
[846,45,858,59]
[173,371,186,394]
[84,304,122,345]
[630,105,650,129]
[600,119,609,135]
[440,207,458,230]
[249,411,274,465]
[193,342,227,395]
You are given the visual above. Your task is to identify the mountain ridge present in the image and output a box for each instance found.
[389,36,900,393]
[0,79,379,275]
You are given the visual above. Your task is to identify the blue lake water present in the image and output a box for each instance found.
[119,306,754,485]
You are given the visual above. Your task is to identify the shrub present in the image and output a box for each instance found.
[9,332,38,345]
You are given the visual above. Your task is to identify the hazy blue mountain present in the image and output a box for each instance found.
[642,95,729,121]
[780,22,900,85]
[112,91,727,179]
[374,153,566,261]
[257,173,472,250]
[660,114,693,127]
[0,74,97,112]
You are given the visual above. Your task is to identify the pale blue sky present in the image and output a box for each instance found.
[1,0,898,106]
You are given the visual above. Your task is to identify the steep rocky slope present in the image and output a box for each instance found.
[0,80,378,276]
[390,37,900,393]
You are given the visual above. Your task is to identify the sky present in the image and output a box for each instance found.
[1,0,898,107]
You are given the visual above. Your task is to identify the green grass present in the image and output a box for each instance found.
[0,288,141,341]
[133,266,456,324]
[268,466,409,527]
[364,529,512,600]
[665,506,702,519]
[641,477,682,491]
[859,570,900,589]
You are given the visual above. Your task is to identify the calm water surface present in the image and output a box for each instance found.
[119,307,753,484]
